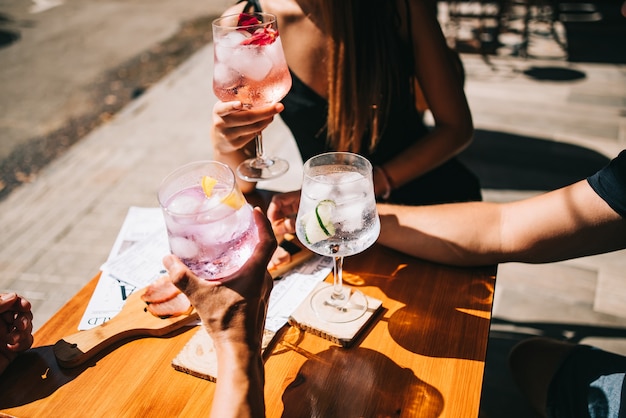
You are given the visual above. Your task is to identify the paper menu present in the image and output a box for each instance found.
[78,207,168,330]
[264,255,332,332]
[78,206,332,332]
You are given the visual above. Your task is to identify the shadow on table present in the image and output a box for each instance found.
[479,318,626,418]
[280,346,444,417]
[0,345,85,409]
[458,130,611,191]
[347,246,495,362]
[0,326,192,409]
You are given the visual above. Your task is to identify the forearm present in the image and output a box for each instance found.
[211,341,265,418]
[377,181,626,266]
[500,181,626,263]
[377,201,503,266]
[380,126,472,190]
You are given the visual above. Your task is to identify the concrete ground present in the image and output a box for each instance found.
[0,2,625,416]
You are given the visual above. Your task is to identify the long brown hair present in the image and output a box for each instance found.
[320,1,406,154]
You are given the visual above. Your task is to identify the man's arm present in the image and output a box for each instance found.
[165,208,276,418]
[377,179,626,266]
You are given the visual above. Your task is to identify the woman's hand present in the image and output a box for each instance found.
[267,190,301,237]
[211,100,284,156]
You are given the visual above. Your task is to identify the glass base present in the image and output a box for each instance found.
[236,157,289,182]
[309,284,368,323]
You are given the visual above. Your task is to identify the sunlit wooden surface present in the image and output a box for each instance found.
[0,244,496,418]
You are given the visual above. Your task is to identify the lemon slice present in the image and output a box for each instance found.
[221,189,245,210]
[304,200,336,244]
[201,175,245,210]
[201,176,218,197]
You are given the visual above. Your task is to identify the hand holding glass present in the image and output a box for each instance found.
[158,161,259,281]
[296,152,381,323]
[212,12,292,181]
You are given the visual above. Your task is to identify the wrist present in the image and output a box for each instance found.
[375,165,394,201]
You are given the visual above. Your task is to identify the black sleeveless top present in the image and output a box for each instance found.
[237,0,482,205]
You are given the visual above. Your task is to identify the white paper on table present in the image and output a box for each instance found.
[106,206,167,261]
[78,272,135,330]
[78,207,166,330]
[265,255,333,332]
[78,206,333,333]
[100,228,170,289]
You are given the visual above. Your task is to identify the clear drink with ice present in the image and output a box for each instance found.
[295,152,380,323]
[297,170,380,257]
[158,161,258,280]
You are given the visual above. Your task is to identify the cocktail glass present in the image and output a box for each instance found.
[295,152,381,322]
[212,12,292,181]
[157,161,258,281]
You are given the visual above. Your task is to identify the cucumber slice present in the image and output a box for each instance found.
[304,200,336,244]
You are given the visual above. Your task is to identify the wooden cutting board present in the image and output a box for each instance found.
[53,288,199,368]
[55,235,313,370]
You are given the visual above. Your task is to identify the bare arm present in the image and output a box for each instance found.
[166,208,277,418]
[379,0,474,190]
[377,180,626,265]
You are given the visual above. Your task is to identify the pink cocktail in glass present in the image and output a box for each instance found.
[158,161,258,280]
[212,12,292,181]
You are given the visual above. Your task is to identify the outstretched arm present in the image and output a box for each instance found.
[165,207,277,418]
[377,179,626,266]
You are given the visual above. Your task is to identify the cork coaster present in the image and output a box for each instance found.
[288,282,383,347]
[171,327,277,382]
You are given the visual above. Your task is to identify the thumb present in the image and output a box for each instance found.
[163,254,193,293]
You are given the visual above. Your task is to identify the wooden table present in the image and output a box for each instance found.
[0,244,496,418]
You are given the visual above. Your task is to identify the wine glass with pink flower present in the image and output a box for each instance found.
[212,12,292,181]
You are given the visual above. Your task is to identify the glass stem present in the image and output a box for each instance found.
[331,256,345,301]
[255,132,265,161]
[251,132,272,169]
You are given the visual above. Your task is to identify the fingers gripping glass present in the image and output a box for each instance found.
[212,12,291,181]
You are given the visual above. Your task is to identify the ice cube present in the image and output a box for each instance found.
[167,193,202,215]
[230,47,272,81]
[196,218,232,244]
[197,202,235,223]
[304,177,336,201]
[266,39,287,66]
[198,194,222,212]
[213,62,240,89]
[169,236,199,259]
[335,200,367,232]
[337,171,365,184]
[217,31,249,49]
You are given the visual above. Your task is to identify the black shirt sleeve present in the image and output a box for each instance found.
[587,150,626,218]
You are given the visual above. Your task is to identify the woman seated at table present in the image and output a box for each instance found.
[0,292,34,375]
[211,0,481,205]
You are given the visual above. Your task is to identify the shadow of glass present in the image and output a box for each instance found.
[458,132,611,190]
[348,247,495,361]
[281,346,444,417]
